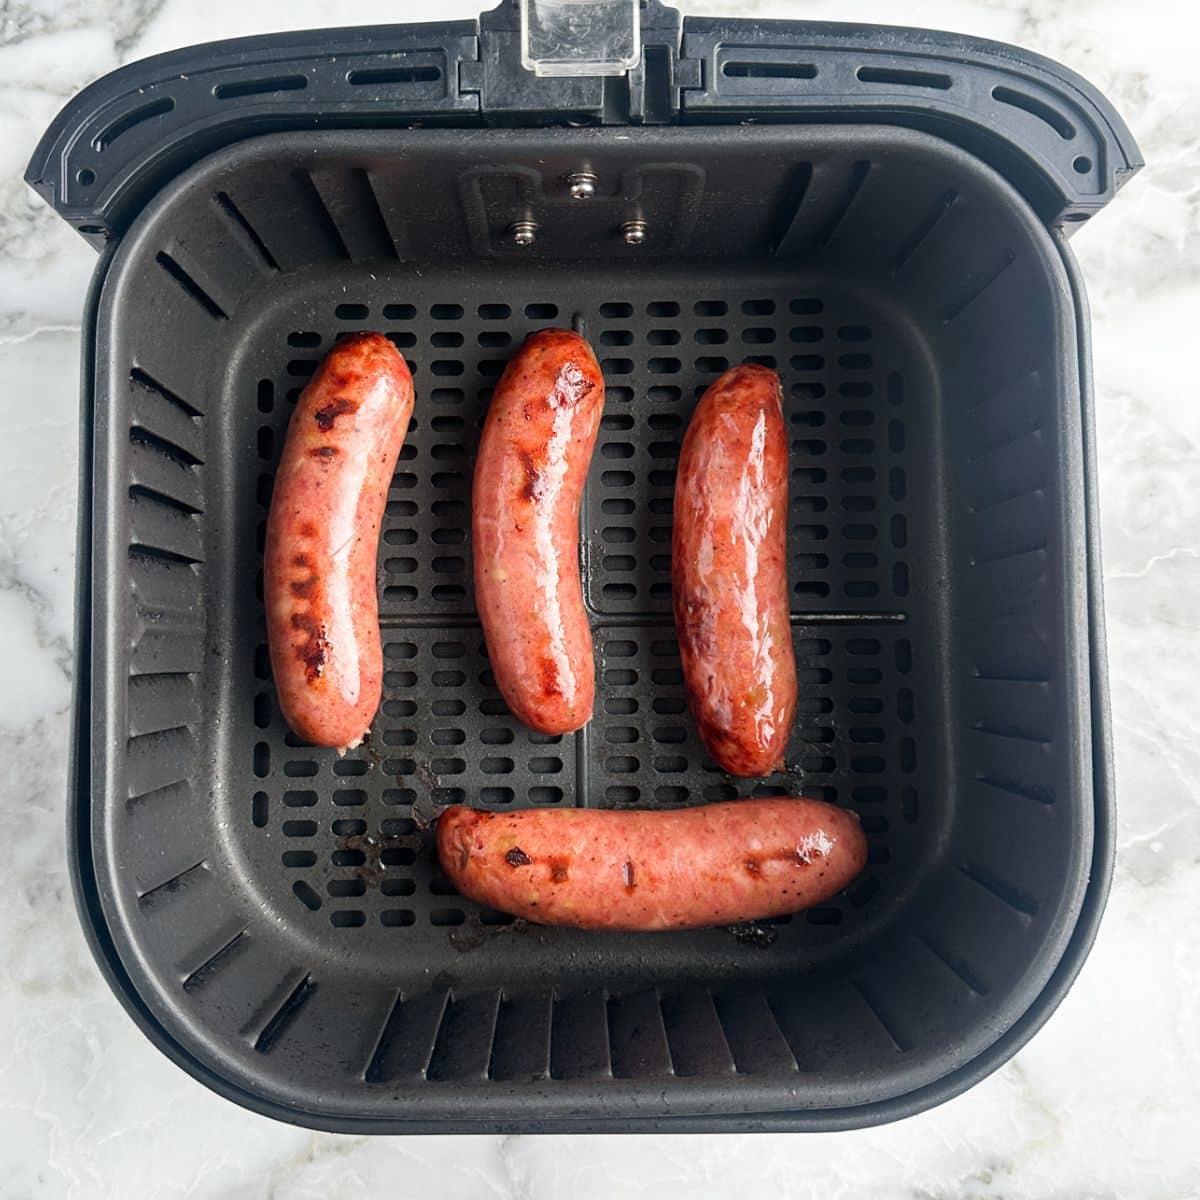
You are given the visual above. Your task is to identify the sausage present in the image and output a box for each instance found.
[472,329,604,734]
[673,364,797,776]
[264,332,414,750]
[437,798,865,930]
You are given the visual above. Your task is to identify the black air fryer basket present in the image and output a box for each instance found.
[31,0,1141,1132]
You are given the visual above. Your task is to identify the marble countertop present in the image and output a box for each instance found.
[0,0,1194,1194]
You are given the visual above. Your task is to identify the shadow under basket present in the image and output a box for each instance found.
[60,104,1127,1128]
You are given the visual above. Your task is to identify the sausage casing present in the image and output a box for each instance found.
[437,798,866,930]
[472,329,604,734]
[264,332,413,750]
[673,364,797,776]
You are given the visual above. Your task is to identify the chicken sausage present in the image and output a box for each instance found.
[673,364,797,776]
[472,329,604,734]
[437,798,865,930]
[264,332,414,750]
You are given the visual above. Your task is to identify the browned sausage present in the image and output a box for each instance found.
[472,329,604,734]
[673,364,797,776]
[264,332,414,750]
[437,798,865,930]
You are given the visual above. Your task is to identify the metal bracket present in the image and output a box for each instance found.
[462,0,685,126]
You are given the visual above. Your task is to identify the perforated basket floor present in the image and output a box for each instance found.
[83,125,1096,1130]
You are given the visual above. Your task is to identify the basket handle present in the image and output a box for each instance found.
[26,2,1140,247]
[675,17,1143,230]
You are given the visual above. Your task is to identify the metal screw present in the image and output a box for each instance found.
[566,171,598,200]
[622,219,648,246]
[509,220,539,247]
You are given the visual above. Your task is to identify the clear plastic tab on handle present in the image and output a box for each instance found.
[520,0,641,77]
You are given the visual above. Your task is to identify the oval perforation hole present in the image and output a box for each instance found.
[742,327,776,344]
[605,785,639,805]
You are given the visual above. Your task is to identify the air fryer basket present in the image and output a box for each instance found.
[35,7,1140,1132]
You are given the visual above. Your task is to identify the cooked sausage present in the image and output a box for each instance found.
[437,798,865,930]
[673,364,797,776]
[264,332,414,750]
[472,329,604,734]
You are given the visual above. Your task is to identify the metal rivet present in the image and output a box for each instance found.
[508,220,539,247]
[566,171,598,200]
[622,219,647,246]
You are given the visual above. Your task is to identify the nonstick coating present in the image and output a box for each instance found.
[79,125,1098,1129]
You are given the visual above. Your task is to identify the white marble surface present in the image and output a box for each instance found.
[0,0,1195,1194]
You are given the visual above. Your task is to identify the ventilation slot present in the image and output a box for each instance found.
[857,65,952,90]
[992,85,1075,139]
[292,880,321,910]
[93,96,175,151]
[348,65,442,86]
[723,60,817,79]
[215,75,308,100]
